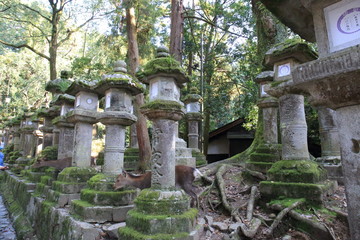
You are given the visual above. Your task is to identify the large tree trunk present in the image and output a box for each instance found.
[125,0,152,171]
[170,0,184,63]
[49,46,57,80]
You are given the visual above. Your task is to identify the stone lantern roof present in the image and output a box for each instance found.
[94,60,144,97]
[45,70,73,94]
[254,71,274,84]
[51,94,75,106]
[263,40,318,68]
[260,0,315,42]
[36,105,60,118]
[182,87,202,104]
[65,79,98,95]
[136,46,190,87]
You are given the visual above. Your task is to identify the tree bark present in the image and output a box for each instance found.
[170,0,184,63]
[125,0,152,171]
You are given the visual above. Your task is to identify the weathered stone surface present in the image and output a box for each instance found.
[279,94,309,160]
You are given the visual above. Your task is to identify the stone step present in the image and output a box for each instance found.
[71,200,134,223]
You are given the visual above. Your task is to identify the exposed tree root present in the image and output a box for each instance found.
[246,186,258,221]
[264,200,305,236]
[270,203,335,240]
[246,169,267,180]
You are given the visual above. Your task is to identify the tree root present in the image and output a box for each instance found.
[264,200,305,236]
[246,169,267,180]
[270,203,335,240]
[246,186,258,221]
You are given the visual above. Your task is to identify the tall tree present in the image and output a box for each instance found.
[125,0,152,171]
[170,0,184,62]
[0,0,107,80]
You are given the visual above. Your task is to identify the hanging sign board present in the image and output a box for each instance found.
[324,0,360,52]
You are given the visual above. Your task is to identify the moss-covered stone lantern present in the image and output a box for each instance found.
[246,71,281,174]
[37,105,60,149]
[183,87,202,150]
[95,60,143,175]
[51,94,75,160]
[259,41,332,203]
[65,79,99,167]
[259,1,360,237]
[71,60,144,223]
[119,47,199,240]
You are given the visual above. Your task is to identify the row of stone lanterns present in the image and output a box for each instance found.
[0,47,201,239]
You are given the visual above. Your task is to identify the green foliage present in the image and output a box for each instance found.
[36,146,58,162]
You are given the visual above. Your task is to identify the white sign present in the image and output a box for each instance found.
[325,0,360,52]
[277,63,291,77]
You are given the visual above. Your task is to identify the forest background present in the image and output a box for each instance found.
[0,0,320,158]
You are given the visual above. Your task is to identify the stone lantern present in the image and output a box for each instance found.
[259,41,331,202]
[118,46,199,239]
[94,60,143,175]
[10,117,21,152]
[259,1,360,238]
[183,87,202,150]
[66,80,98,167]
[45,70,73,157]
[71,61,144,223]
[246,71,281,173]
[23,111,37,158]
[183,87,206,166]
[37,106,60,149]
[51,94,75,160]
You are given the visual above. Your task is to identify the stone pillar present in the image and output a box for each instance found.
[316,107,343,183]
[279,94,309,160]
[38,106,59,149]
[23,113,37,157]
[32,118,43,157]
[259,42,330,203]
[119,47,199,239]
[41,116,55,149]
[317,107,341,161]
[66,82,98,167]
[12,123,21,151]
[53,97,75,160]
[247,71,281,173]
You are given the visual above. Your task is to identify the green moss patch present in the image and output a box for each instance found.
[57,167,98,182]
[80,188,138,206]
[134,189,190,215]
[260,181,328,202]
[137,57,187,80]
[267,160,327,183]
[126,208,197,235]
[141,99,184,112]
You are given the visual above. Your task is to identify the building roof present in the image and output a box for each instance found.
[209,118,247,138]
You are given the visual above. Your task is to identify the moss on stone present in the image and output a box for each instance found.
[141,99,183,112]
[57,167,98,182]
[134,189,190,215]
[136,57,187,81]
[96,74,145,93]
[267,160,327,183]
[125,208,197,235]
[269,197,306,208]
[259,181,328,202]
[80,188,138,206]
